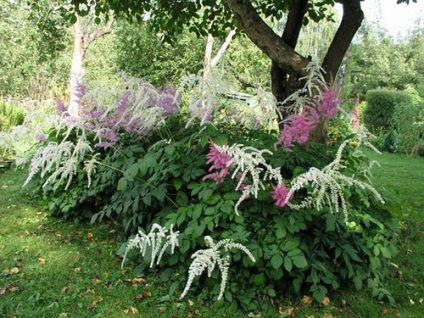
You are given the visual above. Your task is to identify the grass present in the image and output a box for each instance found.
[0,151,423,317]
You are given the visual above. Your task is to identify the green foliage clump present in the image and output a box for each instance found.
[363,89,412,133]
[114,21,205,87]
[391,94,424,156]
[0,99,25,132]
[25,81,400,310]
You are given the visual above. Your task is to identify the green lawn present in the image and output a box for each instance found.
[0,151,423,317]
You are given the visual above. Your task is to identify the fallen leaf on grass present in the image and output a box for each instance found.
[123,306,139,315]
[303,295,313,306]
[0,284,19,295]
[321,314,334,318]
[322,297,331,306]
[37,257,46,265]
[381,308,388,315]
[158,307,166,313]
[132,278,146,284]
[73,267,81,273]
[10,267,19,274]
[92,296,103,305]
[87,232,94,240]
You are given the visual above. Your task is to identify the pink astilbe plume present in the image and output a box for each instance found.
[272,183,292,207]
[202,143,233,183]
[315,87,341,119]
[274,109,317,151]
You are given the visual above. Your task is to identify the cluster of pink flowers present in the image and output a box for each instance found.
[52,82,180,149]
[274,107,318,152]
[202,144,233,183]
[203,143,292,208]
[272,183,291,208]
[275,86,341,152]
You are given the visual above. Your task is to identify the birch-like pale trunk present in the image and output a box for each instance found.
[68,15,85,117]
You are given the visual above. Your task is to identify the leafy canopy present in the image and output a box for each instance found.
[69,0,338,38]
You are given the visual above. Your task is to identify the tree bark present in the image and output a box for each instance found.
[68,15,114,116]
[322,0,364,83]
[69,15,85,117]
[271,0,309,124]
[223,0,310,77]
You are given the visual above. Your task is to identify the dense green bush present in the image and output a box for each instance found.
[363,90,412,133]
[0,99,25,132]
[24,79,400,310]
[391,99,424,156]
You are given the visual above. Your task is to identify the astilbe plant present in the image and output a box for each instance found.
[203,142,285,214]
[180,236,256,301]
[121,223,180,269]
[24,77,180,190]
[285,140,385,223]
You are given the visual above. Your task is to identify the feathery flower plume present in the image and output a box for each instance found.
[121,224,179,269]
[180,236,255,300]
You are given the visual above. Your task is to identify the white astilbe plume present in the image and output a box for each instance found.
[180,69,233,126]
[279,61,326,118]
[84,153,101,188]
[121,224,179,269]
[214,143,283,214]
[285,140,385,223]
[180,236,256,301]
[180,69,280,130]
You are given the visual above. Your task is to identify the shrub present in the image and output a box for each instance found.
[0,99,25,132]
[24,71,400,309]
[363,89,412,133]
[391,99,424,156]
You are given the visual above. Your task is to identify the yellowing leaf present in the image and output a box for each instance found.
[132,278,146,284]
[73,267,81,273]
[92,296,103,305]
[10,267,19,274]
[322,296,331,306]
[87,232,94,240]
[303,295,313,306]
[37,257,46,265]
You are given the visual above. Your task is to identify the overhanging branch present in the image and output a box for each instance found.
[224,0,309,77]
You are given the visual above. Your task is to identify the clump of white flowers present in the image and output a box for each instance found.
[279,61,327,117]
[121,223,180,269]
[285,140,385,222]
[180,236,256,301]
[212,143,283,214]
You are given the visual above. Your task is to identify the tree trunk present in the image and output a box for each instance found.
[68,15,114,116]
[223,0,310,77]
[272,0,308,125]
[69,15,85,117]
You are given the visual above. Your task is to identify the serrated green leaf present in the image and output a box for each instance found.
[117,178,128,191]
[292,255,308,268]
[253,273,265,286]
[270,254,283,270]
[284,256,293,272]
[276,227,286,239]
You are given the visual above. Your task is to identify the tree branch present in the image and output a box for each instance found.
[211,29,236,68]
[224,0,309,76]
[84,17,115,51]
[322,0,364,83]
